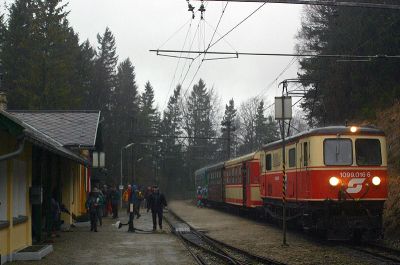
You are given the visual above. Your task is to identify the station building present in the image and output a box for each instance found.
[0,94,101,264]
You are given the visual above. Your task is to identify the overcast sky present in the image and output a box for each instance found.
[5,0,304,112]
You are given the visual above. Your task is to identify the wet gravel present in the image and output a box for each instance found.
[169,200,398,265]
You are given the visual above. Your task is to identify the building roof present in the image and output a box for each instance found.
[0,110,88,165]
[10,110,100,149]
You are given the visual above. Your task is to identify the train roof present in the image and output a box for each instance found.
[262,126,385,151]
[225,152,259,167]
[195,161,225,175]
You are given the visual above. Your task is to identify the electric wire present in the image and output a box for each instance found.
[162,20,194,111]
[158,18,192,50]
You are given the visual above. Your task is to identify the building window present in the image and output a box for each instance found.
[13,160,27,218]
[0,162,7,221]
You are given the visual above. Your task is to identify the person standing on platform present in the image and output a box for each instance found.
[127,185,139,232]
[147,185,167,231]
[110,186,120,219]
[101,185,108,217]
[86,191,100,232]
[135,187,144,219]
[144,186,152,212]
[95,188,105,226]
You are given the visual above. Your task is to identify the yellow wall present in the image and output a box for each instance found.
[0,131,32,260]
[62,161,83,225]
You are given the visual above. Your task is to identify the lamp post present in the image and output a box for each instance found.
[120,143,134,208]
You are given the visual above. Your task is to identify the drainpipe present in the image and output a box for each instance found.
[0,136,25,162]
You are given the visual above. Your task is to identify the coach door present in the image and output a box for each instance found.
[242,162,247,207]
[300,141,310,198]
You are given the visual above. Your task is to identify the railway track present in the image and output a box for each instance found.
[165,209,287,265]
[346,242,400,264]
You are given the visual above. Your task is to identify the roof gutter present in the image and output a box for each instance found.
[0,134,25,162]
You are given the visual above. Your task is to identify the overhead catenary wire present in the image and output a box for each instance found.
[157,18,192,50]
[152,49,400,59]
[196,0,400,10]
[181,2,230,99]
[181,1,266,101]
[162,20,194,111]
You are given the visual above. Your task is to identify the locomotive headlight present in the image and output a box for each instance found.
[350,126,358,133]
[372,176,381,186]
[329,176,340,187]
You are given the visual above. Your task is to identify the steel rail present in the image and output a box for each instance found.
[346,244,400,264]
[167,209,287,265]
[164,216,206,265]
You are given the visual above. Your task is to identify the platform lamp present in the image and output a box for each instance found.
[120,143,134,208]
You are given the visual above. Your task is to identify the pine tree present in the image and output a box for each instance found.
[91,27,118,111]
[3,0,88,109]
[184,79,218,189]
[254,100,267,147]
[221,99,238,159]
[3,0,38,108]
[297,6,400,124]
[79,40,96,110]
[137,81,161,185]
[160,85,184,193]
[91,27,119,179]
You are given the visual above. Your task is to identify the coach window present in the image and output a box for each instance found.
[266,154,272,171]
[324,139,353,166]
[289,148,296,168]
[356,139,382,166]
[273,152,281,168]
[303,142,308,167]
[260,153,265,172]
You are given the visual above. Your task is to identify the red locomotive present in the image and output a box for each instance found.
[195,126,388,240]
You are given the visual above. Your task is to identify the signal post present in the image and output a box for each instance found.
[275,83,292,246]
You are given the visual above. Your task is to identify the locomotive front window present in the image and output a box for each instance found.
[324,139,353,166]
[356,139,382,166]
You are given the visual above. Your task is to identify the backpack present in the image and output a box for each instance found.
[123,190,129,202]
[137,191,144,200]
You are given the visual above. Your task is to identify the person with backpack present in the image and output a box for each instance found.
[147,185,167,231]
[95,188,105,226]
[86,190,100,232]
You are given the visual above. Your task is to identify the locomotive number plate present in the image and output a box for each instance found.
[340,171,371,178]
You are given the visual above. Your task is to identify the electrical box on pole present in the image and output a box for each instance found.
[274,96,292,120]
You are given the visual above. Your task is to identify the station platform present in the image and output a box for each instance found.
[10,209,195,265]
